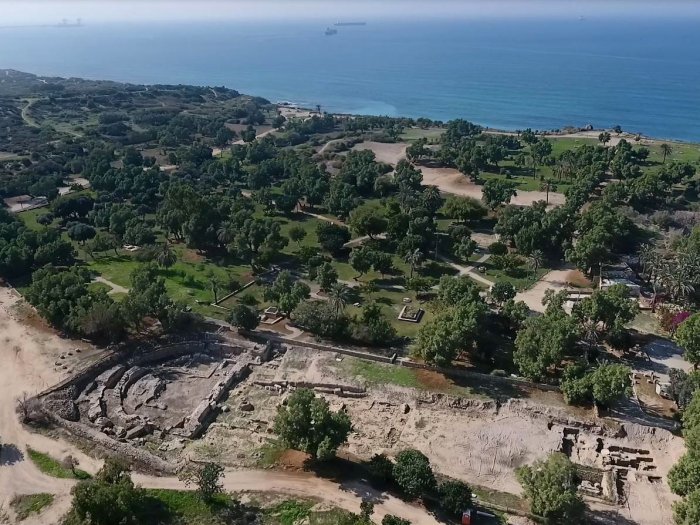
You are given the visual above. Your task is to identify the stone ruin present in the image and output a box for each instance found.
[38,337,282,467]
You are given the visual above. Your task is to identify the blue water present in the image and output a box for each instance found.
[1,17,699,140]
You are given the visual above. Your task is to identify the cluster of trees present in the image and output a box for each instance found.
[511,285,633,407]
[366,451,473,517]
[669,389,700,523]
[26,262,198,342]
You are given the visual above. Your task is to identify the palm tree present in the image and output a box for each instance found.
[662,263,695,305]
[217,224,233,246]
[328,283,352,317]
[528,250,544,278]
[598,132,611,146]
[156,243,176,268]
[539,180,557,205]
[404,248,423,278]
[660,143,673,164]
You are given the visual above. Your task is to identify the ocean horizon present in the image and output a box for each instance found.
[1,17,699,141]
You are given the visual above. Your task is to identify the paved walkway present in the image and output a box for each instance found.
[92,276,129,295]
[439,254,494,287]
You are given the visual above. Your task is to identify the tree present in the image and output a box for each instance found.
[674,488,700,525]
[392,449,436,499]
[438,480,473,517]
[516,453,585,524]
[442,196,487,223]
[404,248,423,278]
[366,453,394,487]
[488,241,508,256]
[350,247,373,279]
[228,304,259,331]
[292,299,349,339]
[661,143,673,164]
[676,314,700,369]
[328,282,352,317]
[413,300,485,366]
[490,281,516,307]
[273,388,352,460]
[514,310,580,381]
[360,499,374,522]
[598,132,611,146]
[528,249,544,278]
[348,206,387,239]
[180,462,224,502]
[316,262,339,291]
[562,363,631,406]
[590,364,631,405]
[572,284,638,336]
[669,453,700,497]
[353,302,397,346]
[68,459,144,525]
[481,178,517,210]
[67,223,96,245]
[155,243,176,268]
[317,222,351,254]
[288,225,307,247]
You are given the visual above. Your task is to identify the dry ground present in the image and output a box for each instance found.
[351,141,408,166]
[420,166,566,206]
[191,347,684,525]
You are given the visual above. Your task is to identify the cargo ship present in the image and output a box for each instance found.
[334,22,367,26]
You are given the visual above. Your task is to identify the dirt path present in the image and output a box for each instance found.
[212,128,277,156]
[20,99,40,128]
[133,470,441,525]
[0,287,102,522]
[92,276,129,295]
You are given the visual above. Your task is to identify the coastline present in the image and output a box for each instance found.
[277,102,697,145]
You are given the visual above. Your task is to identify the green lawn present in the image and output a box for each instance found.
[26,448,91,479]
[11,493,54,521]
[141,490,242,525]
[481,263,549,291]
[340,357,483,398]
[15,207,49,231]
[400,127,445,142]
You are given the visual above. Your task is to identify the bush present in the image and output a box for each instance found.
[488,241,508,256]
[366,453,394,487]
[392,449,436,500]
[438,480,473,517]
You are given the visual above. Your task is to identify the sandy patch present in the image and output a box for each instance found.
[352,141,407,166]
[419,166,565,207]
[514,269,573,313]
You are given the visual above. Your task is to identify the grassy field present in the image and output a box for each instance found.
[399,127,445,142]
[26,448,91,479]
[340,357,483,398]
[481,263,550,291]
[141,490,242,525]
[11,493,54,521]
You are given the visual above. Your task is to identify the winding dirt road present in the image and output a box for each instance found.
[0,287,439,525]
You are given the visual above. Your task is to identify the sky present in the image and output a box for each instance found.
[1,0,699,25]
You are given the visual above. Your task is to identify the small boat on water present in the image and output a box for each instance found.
[325,27,338,36]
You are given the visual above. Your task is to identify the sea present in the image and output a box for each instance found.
[1,16,699,141]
